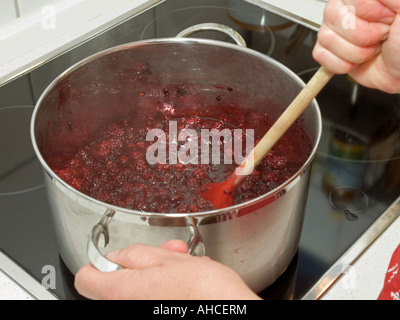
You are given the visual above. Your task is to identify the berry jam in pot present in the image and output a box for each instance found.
[44,86,312,214]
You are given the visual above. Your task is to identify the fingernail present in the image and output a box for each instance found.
[105,249,119,259]
[382,33,389,41]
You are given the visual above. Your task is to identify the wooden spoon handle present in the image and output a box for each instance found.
[237,66,334,177]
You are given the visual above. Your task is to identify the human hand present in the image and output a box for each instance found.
[74,240,261,300]
[312,0,400,93]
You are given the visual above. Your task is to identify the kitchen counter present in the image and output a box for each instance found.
[322,212,400,300]
[0,270,34,300]
[0,251,52,300]
[313,196,400,300]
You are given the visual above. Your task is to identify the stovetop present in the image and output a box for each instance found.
[1,0,400,300]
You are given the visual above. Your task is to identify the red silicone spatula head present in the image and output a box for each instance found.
[197,66,334,210]
[197,173,240,209]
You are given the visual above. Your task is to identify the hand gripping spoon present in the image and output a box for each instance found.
[198,66,334,209]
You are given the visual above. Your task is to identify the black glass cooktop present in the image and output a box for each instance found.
[1,0,399,300]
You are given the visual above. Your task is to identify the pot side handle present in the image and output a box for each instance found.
[87,210,205,272]
[175,23,247,47]
[87,209,122,272]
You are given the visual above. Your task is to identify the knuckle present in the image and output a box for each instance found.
[317,25,337,48]
[351,30,375,47]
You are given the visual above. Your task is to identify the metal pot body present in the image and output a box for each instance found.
[32,38,321,293]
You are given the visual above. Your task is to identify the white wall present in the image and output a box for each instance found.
[16,0,58,16]
[0,0,18,25]
[0,0,60,26]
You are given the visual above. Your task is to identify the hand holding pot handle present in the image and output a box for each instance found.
[87,209,122,272]
[87,209,205,272]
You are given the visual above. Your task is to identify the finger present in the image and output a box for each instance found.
[316,24,382,65]
[159,239,188,253]
[342,0,395,23]
[312,41,356,74]
[75,263,155,300]
[374,0,400,15]
[324,0,391,47]
[74,264,124,300]
[105,243,182,269]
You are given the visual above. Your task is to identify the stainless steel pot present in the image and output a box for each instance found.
[31,24,321,293]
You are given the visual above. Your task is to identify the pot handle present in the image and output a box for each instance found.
[175,23,247,47]
[87,210,205,272]
[87,209,121,272]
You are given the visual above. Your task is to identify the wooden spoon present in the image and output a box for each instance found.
[198,66,334,209]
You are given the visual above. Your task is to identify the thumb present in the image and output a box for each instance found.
[104,241,188,269]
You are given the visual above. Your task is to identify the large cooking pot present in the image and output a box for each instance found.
[31,24,321,293]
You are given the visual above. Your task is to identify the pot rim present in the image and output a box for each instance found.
[30,36,322,218]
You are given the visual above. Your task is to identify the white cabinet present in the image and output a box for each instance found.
[16,0,57,16]
[0,0,60,27]
[0,0,18,25]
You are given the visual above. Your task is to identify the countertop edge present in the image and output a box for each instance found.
[244,0,326,31]
[0,0,164,87]
[0,251,56,300]
[0,0,325,87]
[304,196,400,300]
